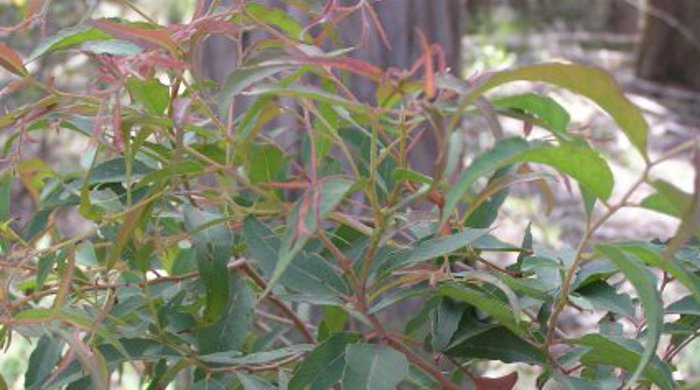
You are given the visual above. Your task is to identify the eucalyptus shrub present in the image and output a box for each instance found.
[1,1,699,389]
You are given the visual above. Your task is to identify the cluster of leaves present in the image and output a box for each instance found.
[1,1,700,389]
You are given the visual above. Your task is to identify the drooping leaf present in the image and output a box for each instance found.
[25,335,63,390]
[342,344,409,390]
[597,245,663,388]
[197,272,253,354]
[616,242,700,314]
[184,206,233,323]
[569,334,674,390]
[432,298,465,351]
[289,333,360,390]
[442,137,614,226]
[464,63,648,155]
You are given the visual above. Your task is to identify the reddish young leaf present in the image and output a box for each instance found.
[299,56,383,81]
[89,19,178,55]
[0,43,28,77]
[417,29,435,98]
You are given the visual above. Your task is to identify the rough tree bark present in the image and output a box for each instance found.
[636,0,700,91]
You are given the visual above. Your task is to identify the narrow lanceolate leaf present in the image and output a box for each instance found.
[89,19,178,55]
[597,245,663,389]
[184,206,233,323]
[616,242,700,315]
[442,137,614,226]
[265,177,353,295]
[374,228,489,275]
[29,25,113,60]
[218,64,294,115]
[0,43,28,77]
[464,63,648,155]
[569,334,674,390]
[197,272,253,354]
[438,284,526,337]
[289,333,360,390]
[25,336,63,390]
[342,344,408,390]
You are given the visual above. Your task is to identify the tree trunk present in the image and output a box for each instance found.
[607,0,638,34]
[636,0,700,91]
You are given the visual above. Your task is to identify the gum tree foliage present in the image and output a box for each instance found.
[0,1,699,389]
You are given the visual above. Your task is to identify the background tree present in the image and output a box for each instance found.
[636,0,700,91]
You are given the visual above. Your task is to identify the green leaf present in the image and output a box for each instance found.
[237,373,276,390]
[597,245,663,388]
[219,64,293,116]
[492,93,570,135]
[446,326,547,364]
[517,140,613,200]
[266,177,353,294]
[374,229,489,276]
[570,334,674,390]
[342,344,409,390]
[25,336,63,390]
[442,137,613,226]
[391,167,433,185]
[89,158,152,184]
[432,298,465,351]
[81,40,142,56]
[197,271,253,354]
[30,25,112,60]
[437,284,526,337]
[243,217,349,296]
[0,175,11,221]
[244,3,307,41]
[465,63,648,155]
[667,295,700,315]
[200,345,313,365]
[442,137,530,225]
[571,281,635,317]
[126,77,170,115]
[640,180,691,219]
[289,333,360,390]
[184,206,232,323]
[616,242,700,314]
[248,144,287,184]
